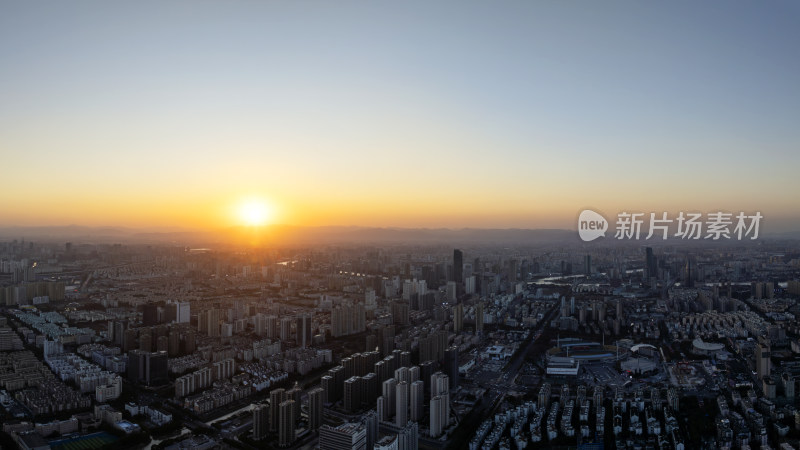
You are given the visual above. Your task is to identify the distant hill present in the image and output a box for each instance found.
[0,224,576,246]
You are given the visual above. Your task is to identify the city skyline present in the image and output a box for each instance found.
[2,1,799,232]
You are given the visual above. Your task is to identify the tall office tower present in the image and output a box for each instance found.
[476,302,484,334]
[141,303,158,326]
[252,403,269,440]
[395,381,409,428]
[646,247,657,280]
[207,309,220,337]
[430,395,444,437]
[585,254,592,275]
[269,388,287,432]
[398,422,419,450]
[453,303,463,333]
[363,410,378,449]
[278,400,295,447]
[177,302,190,323]
[280,317,292,341]
[319,423,367,450]
[309,387,324,431]
[444,346,459,389]
[756,342,771,380]
[570,296,575,315]
[382,378,397,419]
[410,380,424,423]
[453,249,463,283]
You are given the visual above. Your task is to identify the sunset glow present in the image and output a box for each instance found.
[237,199,273,227]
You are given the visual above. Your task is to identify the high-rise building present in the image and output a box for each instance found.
[430,395,444,437]
[444,346,459,389]
[280,317,293,341]
[431,372,449,429]
[127,350,168,386]
[344,376,362,414]
[363,410,378,450]
[756,342,771,380]
[453,303,463,334]
[207,309,220,337]
[177,302,190,323]
[446,281,457,303]
[453,249,463,284]
[142,303,158,326]
[475,302,484,334]
[287,383,302,425]
[465,274,476,294]
[252,403,269,440]
[395,380,408,428]
[309,387,324,431]
[382,378,397,419]
[410,380,424,423]
[398,422,418,450]
[278,400,295,447]
[646,247,656,280]
[139,333,152,352]
[299,313,313,348]
[270,388,287,432]
[319,423,367,450]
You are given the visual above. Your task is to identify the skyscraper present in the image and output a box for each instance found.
[453,249,463,284]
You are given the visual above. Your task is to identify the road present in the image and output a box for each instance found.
[446,300,558,449]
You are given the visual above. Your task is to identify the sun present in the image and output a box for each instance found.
[237,199,273,226]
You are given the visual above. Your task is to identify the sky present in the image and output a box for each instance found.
[1,1,799,232]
